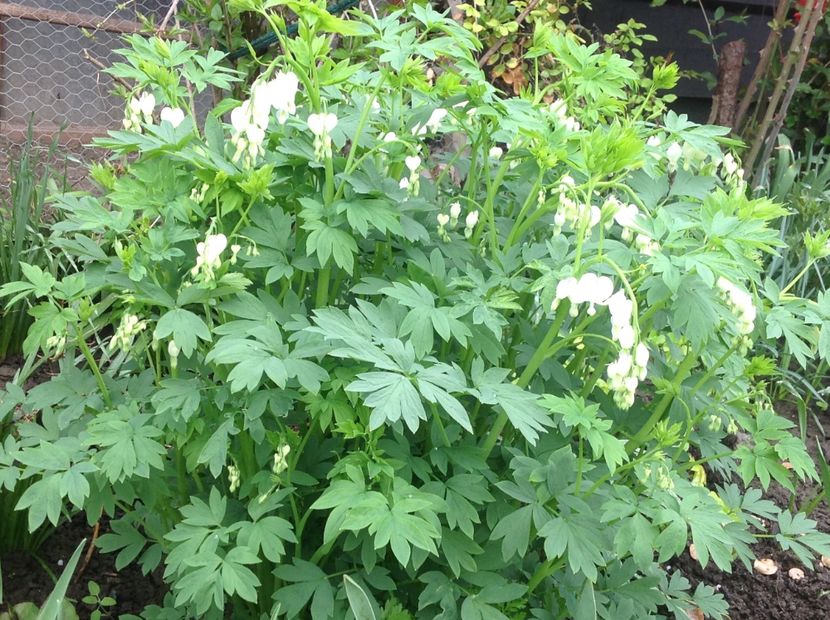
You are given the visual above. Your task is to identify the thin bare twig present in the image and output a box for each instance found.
[744,0,817,177]
[697,0,719,61]
[751,1,824,186]
[82,49,131,89]
[478,0,541,68]
[74,521,101,582]
[158,0,180,33]
[364,0,379,20]
[734,0,792,133]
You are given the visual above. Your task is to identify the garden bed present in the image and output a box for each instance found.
[1,382,828,617]
[0,516,165,616]
[0,357,164,615]
[676,401,830,619]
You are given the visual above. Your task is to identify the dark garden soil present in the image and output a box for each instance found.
[1,358,165,617]
[674,400,830,620]
[0,515,166,617]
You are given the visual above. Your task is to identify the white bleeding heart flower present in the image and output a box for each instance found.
[307,112,338,136]
[308,112,338,160]
[414,108,449,135]
[635,342,650,368]
[549,99,568,119]
[614,203,640,229]
[191,233,228,282]
[667,141,683,169]
[160,107,185,127]
[136,92,156,117]
[405,155,421,172]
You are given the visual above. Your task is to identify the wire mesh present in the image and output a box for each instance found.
[0,0,167,136]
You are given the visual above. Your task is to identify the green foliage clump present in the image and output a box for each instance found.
[1,2,830,619]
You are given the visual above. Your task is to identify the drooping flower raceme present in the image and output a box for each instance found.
[604,196,660,256]
[401,155,421,195]
[109,313,147,353]
[308,112,338,161]
[230,101,264,165]
[719,152,746,191]
[606,290,649,409]
[191,233,228,283]
[230,71,300,166]
[123,91,155,132]
[553,175,600,235]
[552,273,648,408]
[549,99,581,132]
[717,277,756,336]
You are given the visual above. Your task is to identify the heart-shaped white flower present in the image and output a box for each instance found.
[160,107,185,128]
[405,155,421,172]
[308,112,338,136]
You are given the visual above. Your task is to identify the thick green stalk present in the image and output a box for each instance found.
[626,348,699,453]
[333,77,387,202]
[481,302,570,457]
[504,171,544,250]
[526,557,565,594]
[315,266,331,308]
[76,325,111,407]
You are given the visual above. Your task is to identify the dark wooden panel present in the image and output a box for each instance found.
[584,0,783,99]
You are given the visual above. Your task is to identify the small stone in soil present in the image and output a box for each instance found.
[689,543,698,561]
[753,558,778,576]
[788,567,805,581]
[821,555,830,569]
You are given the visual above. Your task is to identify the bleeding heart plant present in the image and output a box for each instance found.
[1,2,830,619]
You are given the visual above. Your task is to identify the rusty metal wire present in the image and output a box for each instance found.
[0,1,165,140]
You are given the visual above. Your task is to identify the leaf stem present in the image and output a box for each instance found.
[527,557,565,593]
[626,347,699,453]
[75,325,111,407]
[481,302,570,457]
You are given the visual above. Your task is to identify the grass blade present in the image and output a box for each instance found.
[343,575,377,620]
[36,538,85,620]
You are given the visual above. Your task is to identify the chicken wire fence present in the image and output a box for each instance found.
[0,0,169,143]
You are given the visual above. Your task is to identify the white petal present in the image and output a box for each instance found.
[160,107,185,127]
[405,155,421,172]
